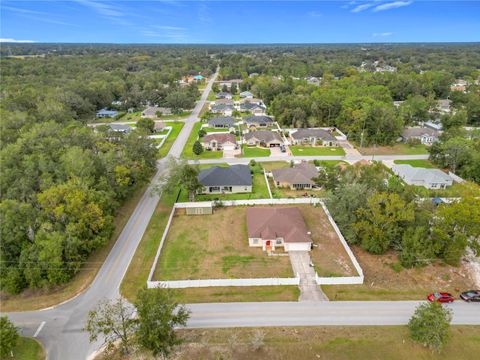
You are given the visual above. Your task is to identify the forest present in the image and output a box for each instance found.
[0,46,217,294]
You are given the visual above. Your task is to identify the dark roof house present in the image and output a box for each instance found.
[198,165,252,187]
[208,116,235,128]
[243,115,273,127]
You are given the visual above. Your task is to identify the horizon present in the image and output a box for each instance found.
[1,1,479,44]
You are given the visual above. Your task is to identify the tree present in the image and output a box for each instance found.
[400,226,438,268]
[0,316,18,358]
[159,158,203,201]
[135,287,190,357]
[85,298,137,355]
[408,302,452,352]
[198,128,206,138]
[354,192,415,254]
[137,118,155,133]
[193,140,203,155]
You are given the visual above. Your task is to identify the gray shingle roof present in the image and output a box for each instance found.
[109,124,131,132]
[402,127,439,139]
[291,128,336,142]
[244,130,283,144]
[208,117,235,127]
[272,162,319,186]
[198,165,252,187]
[243,115,273,125]
[392,164,452,184]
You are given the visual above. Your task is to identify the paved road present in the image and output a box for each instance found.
[4,69,219,360]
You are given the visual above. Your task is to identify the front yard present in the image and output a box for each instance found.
[182,122,223,159]
[153,207,293,280]
[241,145,271,157]
[393,159,435,168]
[290,146,346,156]
[359,143,429,155]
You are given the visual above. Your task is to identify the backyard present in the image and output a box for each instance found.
[153,207,293,281]
[359,143,429,155]
[158,121,185,158]
[290,146,346,156]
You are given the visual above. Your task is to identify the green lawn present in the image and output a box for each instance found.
[290,146,345,156]
[393,159,435,168]
[158,121,185,158]
[11,337,45,360]
[207,90,216,101]
[182,122,223,159]
[242,145,271,157]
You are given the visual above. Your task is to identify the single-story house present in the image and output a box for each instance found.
[237,98,264,106]
[198,165,252,194]
[401,127,440,145]
[243,115,274,128]
[212,98,234,106]
[109,124,131,133]
[208,116,235,129]
[202,133,238,151]
[305,76,321,86]
[96,108,118,118]
[141,106,172,118]
[216,79,242,90]
[239,102,266,116]
[194,75,204,81]
[424,120,443,131]
[392,164,453,189]
[210,104,234,116]
[247,207,312,252]
[271,162,319,190]
[244,130,283,147]
[240,91,253,98]
[216,92,232,99]
[290,128,338,147]
[154,122,166,132]
[437,99,452,113]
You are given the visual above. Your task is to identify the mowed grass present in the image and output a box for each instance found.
[290,146,345,156]
[154,207,293,280]
[99,326,480,360]
[393,159,435,168]
[181,122,223,159]
[242,145,271,157]
[323,246,476,301]
[359,143,429,155]
[120,189,179,303]
[11,337,45,360]
[158,121,185,158]
[2,181,150,312]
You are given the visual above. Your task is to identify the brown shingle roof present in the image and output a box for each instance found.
[271,162,319,186]
[202,133,237,145]
[246,207,312,244]
[244,130,282,144]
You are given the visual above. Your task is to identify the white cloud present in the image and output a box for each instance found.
[373,1,413,12]
[351,3,376,13]
[142,25,188,41]
[0,38,35,43]
[74,0,123,17]
[373,32,393,37]
[307,11,323,18]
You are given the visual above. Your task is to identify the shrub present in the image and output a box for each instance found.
[193,141,203,155]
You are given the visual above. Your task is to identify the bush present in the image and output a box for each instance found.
[198,129,206,138]
[0,316,18,358]
[193,141,203,155]
[408,301,452,352]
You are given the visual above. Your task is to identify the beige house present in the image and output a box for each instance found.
[244,130,283,147]
[202,133,238,151]
[290,128,338,147]
[142,106,172,118]
[247,207,312,252]
[271,162,319,190]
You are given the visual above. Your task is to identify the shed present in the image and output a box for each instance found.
[186,205,213,216]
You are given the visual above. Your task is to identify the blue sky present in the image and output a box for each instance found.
[1,1,479,43]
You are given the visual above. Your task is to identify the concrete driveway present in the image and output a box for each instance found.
[289,251,329,302]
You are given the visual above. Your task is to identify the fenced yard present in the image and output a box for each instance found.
[152,207,294,281]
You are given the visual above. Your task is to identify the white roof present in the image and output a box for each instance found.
[392,164,452,184]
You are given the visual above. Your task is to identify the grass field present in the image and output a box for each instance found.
[158,121,185,158]
[359,143,429,155]
[181,122,223,159]
[323,246,475,301]
[2,181,150,312]
[98,326,480,360]
[10,337,45,360]
[393,159,435,168]
[290,146,345,156]
[154,207,293,280]
[242,145,271,157]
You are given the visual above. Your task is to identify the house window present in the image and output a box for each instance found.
[276,239,283,245]
[252,238,259,245]
[209,186,220,192]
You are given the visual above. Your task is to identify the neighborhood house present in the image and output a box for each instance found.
[197,165,252,194]
[216,92,233,99]
[247,207,313,252]
[243,115,274,128]
[239,102,266,116]
[392,164,453,189]
[401,127,440,145]
[210,104,234,116]
[109,124,131,133]
[96,108,118,118]
[240,91,253,98]
[202,133,238,151]
[290,128,338,146]
[244,130,283,147]
[272,162,319,190]
[208,116,235,129]
[141,106,172,118]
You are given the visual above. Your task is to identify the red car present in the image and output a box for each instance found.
[427,292,454,303]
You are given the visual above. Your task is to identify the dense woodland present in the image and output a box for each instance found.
[0,46,216,294]
[0,44,479,295]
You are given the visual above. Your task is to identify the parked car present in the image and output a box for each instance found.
[280,145,286,153]
[427,292,454,303]
[460,290,480,302]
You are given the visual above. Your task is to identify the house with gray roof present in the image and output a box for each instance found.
[109,124,132,134]
[401,127,440,145]
[272,162,319,190]
[290,128,338,146]
[240,91,253,98]
[208,116,235,129]
[216,92,233,99]
[239,102,266,116]
[210,104,234,116]
[198,165,252,194]
[141,106,172,118]
[96,108,118,118]
[243,115,274,128]
[392,164,453,189]
[244,130,283,147]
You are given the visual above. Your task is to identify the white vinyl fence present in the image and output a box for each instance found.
[175,197,322,208]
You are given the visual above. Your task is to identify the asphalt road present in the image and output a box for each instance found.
[4,71,479,360]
